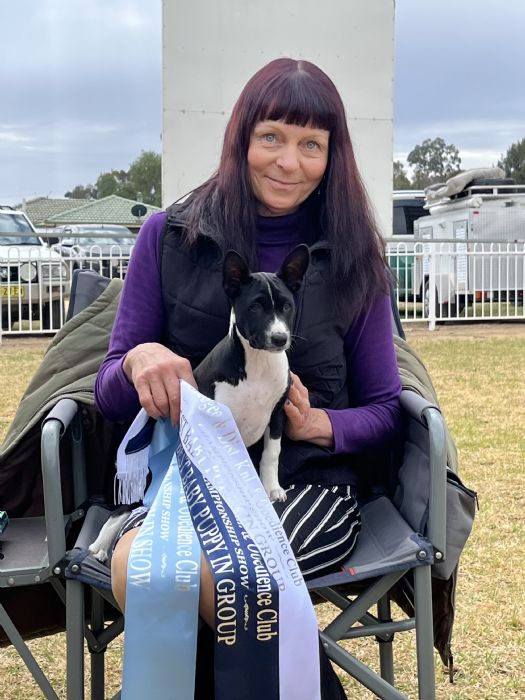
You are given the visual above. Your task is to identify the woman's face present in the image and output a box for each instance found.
[247,120,330,217]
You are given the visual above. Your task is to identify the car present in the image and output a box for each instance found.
[0,206,69,329]
[392,191,427,236]
[50,224,135,279]
[389,191,430,298]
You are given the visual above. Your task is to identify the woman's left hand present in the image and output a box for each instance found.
[284,372,334,448]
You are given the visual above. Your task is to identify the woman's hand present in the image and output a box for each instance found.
[284,372,334,448]
[123,343,197,425]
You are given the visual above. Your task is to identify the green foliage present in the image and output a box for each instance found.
[64,151,161,206]
[64,184,96,199]
[128,151,162,206]
[498,137,525,184]
[393,160,412,190]
[407,137,462,189]
[95,169,134,199]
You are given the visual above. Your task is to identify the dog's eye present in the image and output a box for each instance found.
[249,303,262,313]
[282,302,292,312]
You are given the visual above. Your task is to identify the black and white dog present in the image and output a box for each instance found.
[194,243,309,502]
[89,244,309,562]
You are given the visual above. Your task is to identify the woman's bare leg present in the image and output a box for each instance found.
[111,527,215,626]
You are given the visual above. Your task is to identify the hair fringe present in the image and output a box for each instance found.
[172,58,391,324]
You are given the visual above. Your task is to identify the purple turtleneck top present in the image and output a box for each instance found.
[95,210,402,455]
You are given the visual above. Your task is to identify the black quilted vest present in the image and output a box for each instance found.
[160,210,360,487]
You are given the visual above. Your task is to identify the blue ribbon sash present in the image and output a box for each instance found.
[122,434,202,699]
[122,381,321,700]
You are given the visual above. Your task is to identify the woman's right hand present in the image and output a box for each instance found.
[123,342,197,425]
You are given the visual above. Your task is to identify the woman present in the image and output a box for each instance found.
[95,57,402,696]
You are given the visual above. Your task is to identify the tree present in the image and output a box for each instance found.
[64,151,161,205]
[95,171,119,198]
[407,138,462,189]
[498,137,525,184]
[393,160,411,190]
[95,170,127,198]
[64,184,96,199]
[128,151,162,206]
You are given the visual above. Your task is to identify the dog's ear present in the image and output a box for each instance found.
[223,250,251,298]
[277,244,310,293]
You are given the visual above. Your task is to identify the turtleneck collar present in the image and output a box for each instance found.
[255,207,309,247]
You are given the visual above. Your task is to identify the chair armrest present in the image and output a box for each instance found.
[42,398,79,433]
[400,389,437,420]
[399,390,448,559]
[41,399,82,568]
[421,404,447,558]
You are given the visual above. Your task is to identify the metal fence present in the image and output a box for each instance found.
[387,238,525,330]
[2,241,525,336]
[0,245,130,337]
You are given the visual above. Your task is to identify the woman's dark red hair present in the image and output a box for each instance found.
[178,58,390,319]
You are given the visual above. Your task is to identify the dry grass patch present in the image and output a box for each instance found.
[0,634,124,700]
[1,331,524,699]
[403,335,525,699]
[0,339,49,440]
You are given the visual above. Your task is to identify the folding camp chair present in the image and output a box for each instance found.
[308,387,446,699]
[1,269,453,700]
[0,270,124,700]
[0,401,88,700]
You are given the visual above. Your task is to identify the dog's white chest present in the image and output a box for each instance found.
[214,352,288,446]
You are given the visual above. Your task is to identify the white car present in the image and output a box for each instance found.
[0,206,69,329]
[51,224,135,279]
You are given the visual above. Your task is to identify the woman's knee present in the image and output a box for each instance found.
[110,530,214,620]
[110,528,140,612]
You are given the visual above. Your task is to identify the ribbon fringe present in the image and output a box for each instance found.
[116,446,150,504]
[115,408,152,505]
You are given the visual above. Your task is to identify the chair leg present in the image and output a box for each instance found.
[377,595,395,686]
[66,579,85,700]
[321,632,407,700]
[413,565,436,700]
[0,604,60,700]
[90,592,105,700]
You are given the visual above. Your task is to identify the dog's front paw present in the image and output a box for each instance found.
[88,543,109,564]
[269,487,287,503]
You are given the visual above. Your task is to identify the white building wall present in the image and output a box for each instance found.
[162,0,394,235]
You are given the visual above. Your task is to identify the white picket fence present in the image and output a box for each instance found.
[1,241,525,336]
[387,238,525,330]
[0,246,130,337]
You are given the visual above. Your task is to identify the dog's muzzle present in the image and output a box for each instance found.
[270,331,289,349]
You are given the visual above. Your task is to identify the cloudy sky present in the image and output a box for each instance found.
[395,0,525,172]
[2,0,524,205]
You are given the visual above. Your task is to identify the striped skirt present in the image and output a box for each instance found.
[272,484,361,580]
[113,483,361,580]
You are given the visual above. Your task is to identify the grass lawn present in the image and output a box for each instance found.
[1,326,524,699]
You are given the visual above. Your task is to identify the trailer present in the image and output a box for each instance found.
[413,172,525,315]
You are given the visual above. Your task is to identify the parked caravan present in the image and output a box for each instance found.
[413,170,525,315]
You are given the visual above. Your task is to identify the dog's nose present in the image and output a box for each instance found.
[270,331,288,348]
